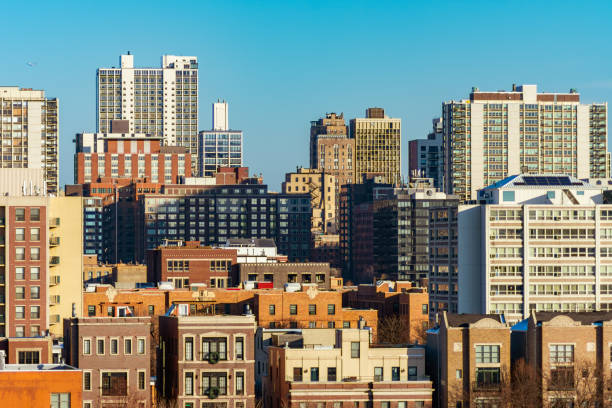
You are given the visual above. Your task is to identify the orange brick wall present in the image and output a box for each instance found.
[0,370,82,407]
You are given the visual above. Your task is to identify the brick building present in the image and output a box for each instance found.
[254,288,378,336]
[0,362,82,408]
[266,328,432,408]
[234,262,339,290]
[0,336,53,364]
[426,312,510,408]
[344,281,430,343]
[147,240,238,288]
[63,317,151,408]
[158,314,256,408]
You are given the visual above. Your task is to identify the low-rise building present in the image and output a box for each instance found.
[266,328,433,408]
[63,317,151,408]
[158,314,256,408]
[234,262,339,290]
[0,336,53,364]
[426,312,510,408]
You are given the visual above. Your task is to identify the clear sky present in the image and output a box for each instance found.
[2,1,612,190]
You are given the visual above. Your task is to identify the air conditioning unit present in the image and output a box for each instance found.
[50,314,60,323]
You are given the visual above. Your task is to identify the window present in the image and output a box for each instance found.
[415,402,424,408]
[343,321,350,328]
[185,372,194,395]
[15,208,25,222]
[327,367,336,381]
[107,306,114,317]
[148,305,155,315]
[374,367,383,381]
[30,247,40,260]
[30,208,40,221]
[236,372,244,395]
[310,367,319,382]
[476,367,501,387]
[18,351,39,364]
[328,321,335,328]
[15,306,25,319]
[235,337,244,360]
[422,304,428,314]
[83,371,91,390]
[392,366,400,381]
[30,326,39,337]
[185,337,193,360]
[547,191,556,199]
[15,228,25,241]
[201,372,227,395]
[138,371,146,390]
[30,306,40,319]
[15,247,25,260]
[202,337,227,360]
[87,306,95,317]
[550,344,574,363]
[381,403,390,408]
[50,393,70,408]
[102,372,127,396]
[456,369,462,379]
[30,228,40,241]
[30,286,40,300]
[351,342,360,358]
[408,366,418,380]
[398,403,407,408]
[30,267,39,280]
[476,345,500,363]
[293,367,303,381]
[308,304,316,315]
[137,338,146,354]
[83,339,91,355]
[269,304,276,315]
[502,191,515,202]
[15,326,24,337]
[97,339,105,355]
[328,304,336,315]
[15,267,24,280]
[110,339,118,355]
[290,304,297,315]
[15,286,24,300]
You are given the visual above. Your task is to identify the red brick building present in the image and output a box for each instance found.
[0,336,53,364]
[146,241,238,288]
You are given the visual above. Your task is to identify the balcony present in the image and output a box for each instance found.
[472,381,502,393]
[49,236,60,246]
[49,217,60,228]
[50,256,60,266]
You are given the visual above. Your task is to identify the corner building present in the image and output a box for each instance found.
[443,84,609,201]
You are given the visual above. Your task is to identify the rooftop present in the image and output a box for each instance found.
[445,313,506,328]
[534,311,612,326]
[482,174,597,190]
[0,363,77,372]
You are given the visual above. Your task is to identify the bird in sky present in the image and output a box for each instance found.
[26,62,37,67]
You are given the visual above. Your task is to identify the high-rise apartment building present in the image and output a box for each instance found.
[443,84,609,201]
[96,53,199,169]
[409,118,444,190]
[459,174,612,323]
[198,101,243,177]
[350,107,401,186]
[0,87,58,195]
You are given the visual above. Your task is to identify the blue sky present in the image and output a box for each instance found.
[2,1,612,190]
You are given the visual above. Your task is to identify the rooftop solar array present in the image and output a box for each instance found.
[518,176,573,186]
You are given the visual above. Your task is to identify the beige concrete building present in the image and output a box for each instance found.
[266,328,433,408]
[48,197,84,336]
[282,167,337,233]
[443,84,609,201]
[0,87,59,195]
[426,312,510,408]
[350,108,401,186]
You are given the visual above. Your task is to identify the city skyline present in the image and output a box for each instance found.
[2,1,612,190]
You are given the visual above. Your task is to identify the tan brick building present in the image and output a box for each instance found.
[426,312,510,408]
[266,328,433,408]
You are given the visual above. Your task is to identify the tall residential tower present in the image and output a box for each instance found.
[443,84,609,201]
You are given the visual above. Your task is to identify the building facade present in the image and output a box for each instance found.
[83,197,103,257]
[409,118,443,190]
[443,84,609,201]
[234,262,339,290]
[198,101,243,177]
[63,317,151,408]
[350,108,401,186]
[0,87,58,194]
[96,53,199,170]
[158,314,256,408]
[458,174,612,323]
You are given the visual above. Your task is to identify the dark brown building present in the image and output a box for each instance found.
[234,262,340,290]
[63,317,151,408]
[147,241,238,288]
[158,314,256,408]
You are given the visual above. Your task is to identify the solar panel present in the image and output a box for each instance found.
[521,176,573,186]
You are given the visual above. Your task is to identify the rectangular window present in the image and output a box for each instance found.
[328,304,336,315]
[269,304,276,315]
[50,393,70,408]
[18,351,40,364]
[422,304,428,314]
[15,247,25,260]
[290,304,297,315]
[343,321,350,328]
[351,342,360,358]
[502,191,515,202]
[201,372,227,395]
[30,306,40,319]
[236,337,244,360]
[15,326,24,337]
[137,338,146,354]
[15,267,24,280]
[15,306,25,319]
[138,371,146,390]
[408,366,418,381]
[309,304,316,315]
[30,247,40,260]
[97,339,105,355]
[83,339,91,355]
[550,344,574,363]
[374,367,383,381]
[102,372,127,396]
[293,367,303,381]
[547,191,556,199]
[476,367,501,387]
[30,228,40,241]
[310,367,319,382]
[15,286,24,300]
[15,208,25,221]
[30,267,39,280]
[327,367,337,381]
[124,338,132,355]
[15,228,25,241]
[381,403,390,408]
[185,372,194,395]
[83,371,91,391]
[87,305,95,317]
[30,208,40,221]
[236,371,244,395]
[30,286,40,299]
[202,337,227,360]
[185,337,194,360]
[148,305,155,315]
[392,366,400,381]
[476,345,500,363]
[110,339,118,355]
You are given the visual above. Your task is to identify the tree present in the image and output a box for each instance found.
[377,314,410,344]
[499,359,542,408]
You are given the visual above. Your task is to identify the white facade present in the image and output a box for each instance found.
[75,132,161,153]
[459,174,612,322]
[213,101,229,131]
[96,54,198,168]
